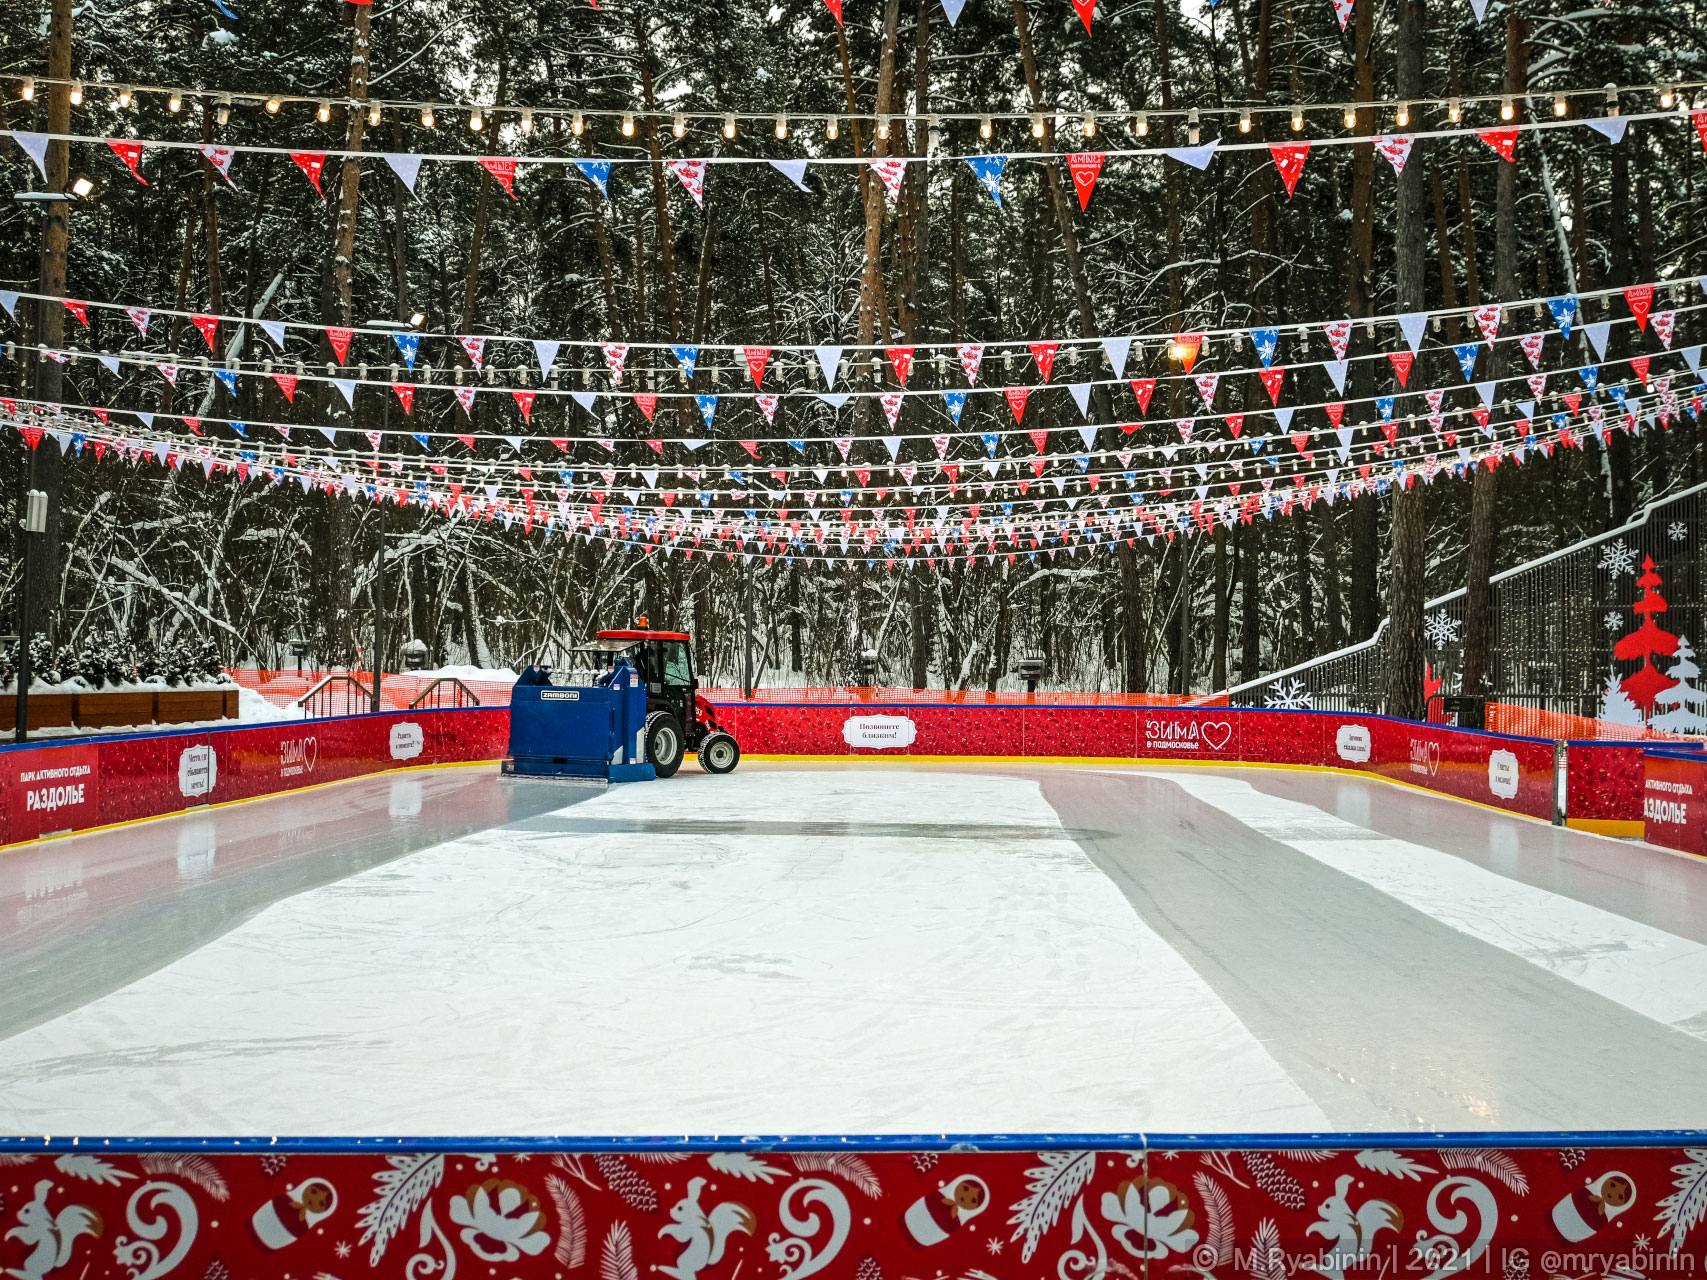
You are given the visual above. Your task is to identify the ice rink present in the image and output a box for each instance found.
[3,760,1706,1136]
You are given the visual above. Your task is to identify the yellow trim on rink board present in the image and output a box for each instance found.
[1566,818,1646,838]
[0,758,502,853]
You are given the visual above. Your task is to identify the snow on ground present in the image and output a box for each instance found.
[412,664,520,682]
[0,769,1325,1136]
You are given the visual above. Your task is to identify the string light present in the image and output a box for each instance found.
[1291,107,1304,131]
[1082,112,1096,138]
[620,111,634,136]
[1135,112,1149,137]
[1187,108,1200,146]
[216,93,231,125]
[116,86,132,108]
[979,116,992,139]
[877,116,890,140]
[1239,108,1251,133]
[468,106,484,132]
[1659,83,1675,109]
[68,81,82,106]
[421,105,435,128]
[1395,101,1409,128]
[1500,95,1515,120]
[1031,113,1045,139]
[1604,84,1620,117]
[265,96,281,114]
[70,175,93,197]
[824,115,838,140]
[369,102,382,126]
[571,110,584,135]
[1343,104,1356,129]
[1447,95,1462,123]
[1553,93,1567,118]
[317,99,331,123]
[672,113,686,138]
[20,77,34,101]
[722,113,736,139]
[775,114,788,139]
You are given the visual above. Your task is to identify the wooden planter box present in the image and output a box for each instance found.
[0,688,239,732]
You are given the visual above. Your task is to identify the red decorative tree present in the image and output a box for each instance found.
[1612,556,1680,717]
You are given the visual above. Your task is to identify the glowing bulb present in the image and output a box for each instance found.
[1553,94,1566,118]
[824,115,838,140]
[20,77,34,101]
[71,175,93,197]
[620,111,634,136]
[317,100,331,123]
[265,96,281,114]
[672,113,685,137]
[979,116,992,140]
[1187,108,1200,146]
[68,81,82,106]
[571,110,584,135]
[1291,107,1304,131]
[775,114,788,138]
[1343,105,1356,129]
[369,102,381,126]
[722,113,736,139]
[1395,101,1409,128]
[1238,108,1251,133]
[1135,111,1149,136]
[877,116,890,140]
[1659,84,1675,110]
[117,86,132,108]
[168,89,183,113]
[421,105,435,128]
[1500,95,1514,121]
[1082,113,1096,137]
[1447,95,1462,123]
[1030,113,1045,139]
[469,106,483,132]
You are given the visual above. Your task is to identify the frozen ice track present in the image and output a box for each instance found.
[1,760,1705,1136]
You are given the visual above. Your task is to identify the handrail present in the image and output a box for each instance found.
[409,677,481,710]
[296,673,373,719]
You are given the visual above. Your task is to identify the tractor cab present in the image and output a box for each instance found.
[562,621,739,777]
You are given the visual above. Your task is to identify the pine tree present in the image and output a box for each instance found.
[1611,556,1679,717]
[1651,634,1707,735]
[1598,667,1644,727]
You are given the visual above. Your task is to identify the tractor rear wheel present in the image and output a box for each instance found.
[697,731,740,775]
[645,711,685,778]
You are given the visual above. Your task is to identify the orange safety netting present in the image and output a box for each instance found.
[227,669,516,712]
[698,687,1231,706]
[1482,700,1703,743]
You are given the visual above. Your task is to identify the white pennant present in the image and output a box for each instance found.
[571,390,597,413]
[882,436,902,460]
[384,153,424,192]
[0,290,18,317]
[941,0,967,21]
[1585,117,1628,145]
[1683,344,1703,374]
[332,378,357,407]
[815,344,843,388]
[1164,139,1220,170]
[1583,320,1612,359]
[533,339,560,377]
[1077,424,1097,450]
[1101,336,1132,378]
[1475,380,1496,408]
[769,159,811,192]
[1274,406,1296,430]
[1398,311,1429,354]
[1468,0,1489,18]
[97,354,120,374]
[819,392,851,409]
[1324,359,1349,393]
[1069,382,1093,416]
[12,132,49,177]
[259,320,287,348]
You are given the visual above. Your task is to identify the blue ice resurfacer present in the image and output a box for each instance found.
[502,657,658,783]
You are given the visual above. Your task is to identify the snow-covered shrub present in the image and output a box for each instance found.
[73,629,136,689]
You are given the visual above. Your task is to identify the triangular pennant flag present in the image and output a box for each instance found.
[290,151,328,197]
[199,144,237,186]
[869,158,907,203]
[61,299,89,329]
[769,159,811,192]
[966,155,1005,206]
[824,0,843,24]
[1173,333,1204,373]
[1624,284,1655,330]
[1274,406,1295,431]
[532,339,560,378]
[1066,153,1105,209]
[1322,318,1352,361]
[1475,380,1496,407]
[1373,134,1414,175]
[214,369,237,395]
[574,160,611,198]
[1389,351,1414,386]
[259,319,285,348]
[512,389,536,422]
[1584,320,1612,358]
[272,373,297,402]
[1473,303,1501,344]
[1376,395,1396,422]
[1519,332,1545,368]
[886,346,915,386]
[1102,335,1132,378]
[478,157,519,199]
[1323,358,1349,393]
[1005,387,1031,422]
[385,153,424,192]
[12,131,49,177]
[1225,413,1245,438]
[105,139,148,185]
[454,385,477,415]
[670,159,707,207]
[942,0,967,21]
[1269,142,1310,197]
[881,390,905,428]
[1131,378,1157,413]
[1453,342,1480,380]
[1653,311,1675,350]
[192,314,219,351]
[570,391,597,414]
[815,345,843,388]
[1029,341,1059,382]
[332,377,357,407]
[1176,417,1195,443]
[1165,138,1220,170]
[674,344,699,376]
[743,345,771,388]
[1586,116,1629,145]
[634,393,658,421]
[394,384,414,415]
[819,392,852,408]
[957,343,984,384]
[393,332,420,369]
[1250,327,1278,367]
[326,326,353,364]
[97,354,120,375]
[1260,367,1286,404]
[696,393,717,427]
[1069,382,1093,416]
[1193,370,1220,407]
[943,390,968,424]
[601,342,628,383]
[1548,295,1577,338]
[1477,128,1519,162]
[156,362,178,384]
[1330,0,1353,29]
[755,393,780,423]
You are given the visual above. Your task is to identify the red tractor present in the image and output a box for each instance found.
[564,622,739,778]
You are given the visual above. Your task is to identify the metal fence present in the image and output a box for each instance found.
[1229,482,1707,739]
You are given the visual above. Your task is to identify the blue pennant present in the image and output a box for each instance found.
[1552,412,1568,433]
[1453,342,1480,381]
[1608,386,1628,411]
[212,0,239,18]
[981,432,999,456]
[1547,295,1578,339]
[695,393,717,427]
[788,438,806,453]
[228,421,247,438]
[1376,396,1396,422]
[674,345,700,376]
[214,369,238,394]
[943,390,968,423]
[965,156,1006,207]
[1579,366,1600,391]
[412,433,430,449]
[575,161,611,199]
[394,333,420,369]
[1251,327,1279,368]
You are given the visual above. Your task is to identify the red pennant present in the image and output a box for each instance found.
[1324,402,1346,427]
[1028,341,1059,382]
[1631,355,1651,387]
[105,139,148,185]
[743,346,771,388]
[1624,284,1654,330]
[290,151,328,198]
[1259,367,1285,405]
[634,393,658,421]
[479,157,519,199]
[1695,111,1707,157]
[1477,128,1519,162]
[1028,429,1048,452]
[1071,0,1094,34]
[62,299,89,328]
[1388,351,1414,386]
[740,440,761,458]
[326,327,353,364]
[823,0,842,23]
[272,373,298,402]
[511,390,536,423]
[455,434,476,450]
[1172,334,1203,373]
[1066,153,1105,209]
[1563,393,1581,415]
[1130,378,1157,413]
[20,425,44,450]
[551,439,570,453]
[885,346,914,386]
[1269,142,1311,198]
[184,416,202,435]
[1006,387,1031,422]
[394,384,414,415]
[192,314,219,352]
[1225,413,1245,438]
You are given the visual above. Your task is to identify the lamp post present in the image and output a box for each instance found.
[365,315,422,712]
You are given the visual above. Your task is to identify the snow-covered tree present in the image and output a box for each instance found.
[1651,635,1707,736]
[1598,668,1644,728]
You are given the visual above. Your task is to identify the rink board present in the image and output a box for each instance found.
[1,1135,1704,1280]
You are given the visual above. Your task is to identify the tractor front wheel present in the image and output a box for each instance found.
[697,731,740,775]
[645,711,685,778]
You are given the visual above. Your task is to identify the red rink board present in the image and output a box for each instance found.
[0,1141,1703,1280]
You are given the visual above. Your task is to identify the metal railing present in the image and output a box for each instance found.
[408,677,482,710]
[296,674,373,719]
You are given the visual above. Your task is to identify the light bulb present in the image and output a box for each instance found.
[620,111,634,136]
[1500,95,1514,120]
[117,86,132,108]
[1447,95,1462,123]
[1343,105,1356,129]
[368,102,381,126]
[1030,113,1045,139]
[1604,84,1619,117]
[824,115,838,139]
[1187,108,1200,146]
[877,116,890,140]
[1291,107,1304,131]
[1659,84,1675,110]
[68,81,83,106]
[722,113,736,139]
[979,116,992,139]
[469,106,484,131]
[1396,101,1409,127]
[168,89,183,113]
[672,113,685,137]
[20,77,34,101]
[216,94,231,124]
[1135,111,1149,136]
[1239,108,1252,133]
[1553,93,1566,117]
[775,114,787,138]
[71,175,93,197]
[421,105,435,128]
[1082,113,1096,137]
[317,99,331,123]
[265,96,281,114]
[571,110,584,135]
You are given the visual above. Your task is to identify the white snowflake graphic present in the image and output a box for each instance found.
[334,1243,352,1260]
[1670,521,1688,542]
[1636,1234,1652,1251]
[1598,538,1638,575]
[1604,611,1624,633]
[1424,611,1463,649]
[986,1238,1003,1256]
[1265,677,1314,710]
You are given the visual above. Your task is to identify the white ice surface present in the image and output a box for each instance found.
[1149,772,1707,1034]
[0,770,1326,1136]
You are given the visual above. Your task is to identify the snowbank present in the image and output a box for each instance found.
[409,664,520,683]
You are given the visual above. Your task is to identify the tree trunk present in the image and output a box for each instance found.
[909,562,929,688]
[1117,540,1147,692]
[1240,521,1261,681]
[1212,527,1230,689]
[856,0,903,357]
[1384,0,1429,721]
